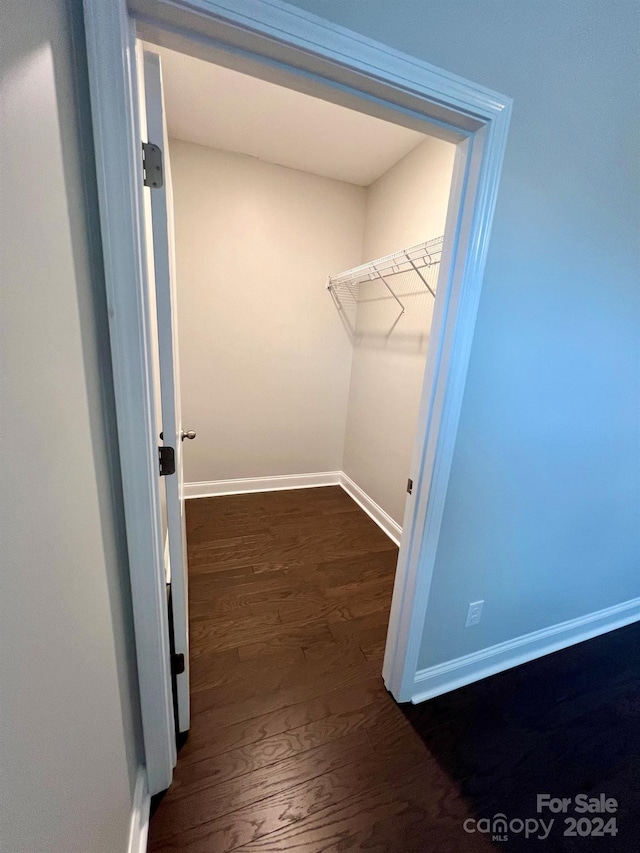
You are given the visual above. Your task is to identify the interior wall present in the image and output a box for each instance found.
[1,1,142,851]
[286,0,640,670]
[342,137,456,524]
[170,139,366,484]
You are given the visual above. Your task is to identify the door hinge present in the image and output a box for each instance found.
[158,445,175,476]
[171,653,185,676]
[142,141,163,188]
[407,478,413,495]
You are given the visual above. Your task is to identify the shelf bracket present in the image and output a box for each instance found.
[404,252,436,298]
[373,265,405,315]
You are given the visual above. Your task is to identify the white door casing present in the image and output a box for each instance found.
[83,2,176,795]
[82,0,511,795]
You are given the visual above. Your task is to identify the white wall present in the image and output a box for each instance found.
[343,137,455,523]
[287,0,640,668]
[0,2,142,850]
[170,139,366,483]
[170,134,454,510]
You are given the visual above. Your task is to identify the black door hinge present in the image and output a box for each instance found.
[142,141,164,188]
[171,653,185,676]
[407,478,413,495]
[159,445,175,476]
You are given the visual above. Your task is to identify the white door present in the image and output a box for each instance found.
[142,50,191,733]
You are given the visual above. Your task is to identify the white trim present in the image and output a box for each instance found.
[382,108,511,702]
[83,0,512,782]
[83,0,176,795]
[127,768,150,853]
[412,597,640,703]
[183,472,402,546]
[131,0,507,132]
[184,471,341,498]
[339,474,402,547]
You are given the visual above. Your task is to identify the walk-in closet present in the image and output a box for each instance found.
[157,46,456,531]
[143,38,458,851]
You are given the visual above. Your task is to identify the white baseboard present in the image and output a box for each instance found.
[183,470,402,545]
[412,595,640,703]
[339,473,402,546]
[184,471,341,499]
[128,767,150,853]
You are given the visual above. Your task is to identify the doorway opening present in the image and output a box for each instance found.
[83,0,511,801]
[143,38,457,728]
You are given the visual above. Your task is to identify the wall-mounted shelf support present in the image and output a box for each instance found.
[373,265,406,314]
[404,251,436,298]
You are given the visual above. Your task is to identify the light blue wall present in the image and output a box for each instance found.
[287,0,640,667]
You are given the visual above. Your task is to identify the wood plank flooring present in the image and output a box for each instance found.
[148,487,640,852]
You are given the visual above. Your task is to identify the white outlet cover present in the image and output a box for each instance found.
[465,600,484,628]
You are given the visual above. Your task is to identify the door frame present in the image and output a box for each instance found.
[82,0,511,796]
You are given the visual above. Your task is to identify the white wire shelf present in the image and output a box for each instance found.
[327,236,444,316]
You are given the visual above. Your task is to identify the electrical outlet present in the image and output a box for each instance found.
[465,600,484,628]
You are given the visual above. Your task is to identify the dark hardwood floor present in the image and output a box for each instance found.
[148,487,640,852]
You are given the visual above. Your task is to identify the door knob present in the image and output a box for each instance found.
[181,430,196,441]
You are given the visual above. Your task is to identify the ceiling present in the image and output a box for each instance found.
[151,46,427,187]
